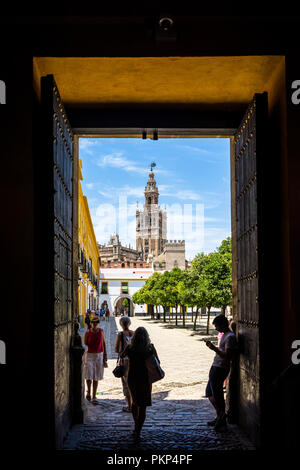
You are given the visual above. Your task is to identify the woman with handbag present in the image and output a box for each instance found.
[83,315,108,404]
[114,316,134,412]
[120,326,161,442]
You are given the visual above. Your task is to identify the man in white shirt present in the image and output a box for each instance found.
[205,314,238,431]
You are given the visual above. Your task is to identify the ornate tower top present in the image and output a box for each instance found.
[145,162,159,206]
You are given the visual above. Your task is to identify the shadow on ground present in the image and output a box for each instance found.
[64,396,255,451]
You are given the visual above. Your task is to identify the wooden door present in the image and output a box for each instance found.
[234,92,268,446]
[41,74,75,447]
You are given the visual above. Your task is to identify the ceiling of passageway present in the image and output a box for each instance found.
[33,56,284,106]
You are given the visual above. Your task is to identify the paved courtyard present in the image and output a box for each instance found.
[63,315,255,451]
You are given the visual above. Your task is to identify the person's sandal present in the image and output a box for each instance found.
[214,412,227,432]
[122,406,132,412]
[86,394,91,401]
[207,417,218,426]
[132,430,140,442]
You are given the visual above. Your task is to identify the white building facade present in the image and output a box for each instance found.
[99,268,154,316]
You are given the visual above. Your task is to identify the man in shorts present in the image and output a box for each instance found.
[205,314,238,431]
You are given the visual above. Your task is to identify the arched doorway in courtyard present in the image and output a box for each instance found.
[114,295,134,317]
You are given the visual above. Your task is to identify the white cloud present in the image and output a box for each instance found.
[175,190,202,201]
[175,144,212,154]
[79,138,101,156]
[97,152,148,175]
[97,152,126,167]
[184,226,231,259]
[158,185,203,201]
[120,186,145,197]
[91,204,117,245]
[202,227,231,254]
[97,185,144,200]
[97,189,113,198]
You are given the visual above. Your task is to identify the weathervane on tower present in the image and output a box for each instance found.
[150,161,156,171]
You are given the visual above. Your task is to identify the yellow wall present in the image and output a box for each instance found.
[34,56,284,107]
[78,159,100,323]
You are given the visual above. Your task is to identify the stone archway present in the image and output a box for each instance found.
[114,295,134,317]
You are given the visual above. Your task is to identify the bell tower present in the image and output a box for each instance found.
[136,163,167,260]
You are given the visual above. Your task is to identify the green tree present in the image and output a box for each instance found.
[132,285,147,314]
[122,297,129,314]
[200,275,219,334]
[192,238,232,333]
[155,271,174,322]
[191,251,212,275]
[191,252,220,333]
[132,238,232,334]
[144,272,162,319]
[177,269,196,327]
[204,238,232,315]
[167,267,183,326]
[218,237,232,255]
[132,272,162,319]
[191,252,212,331]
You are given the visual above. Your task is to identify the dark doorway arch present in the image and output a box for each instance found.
[114,295,134,317]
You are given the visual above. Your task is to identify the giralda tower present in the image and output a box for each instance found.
[136,163,167,261]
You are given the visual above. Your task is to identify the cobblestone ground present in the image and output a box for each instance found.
[63,315,255,451]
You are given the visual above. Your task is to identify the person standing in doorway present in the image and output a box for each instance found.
[114,316,134,412]
[83,316,108,403]
[204,314,238,431]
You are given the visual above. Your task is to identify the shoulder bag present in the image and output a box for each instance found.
[145,345,165,384]
[112,332,125,378]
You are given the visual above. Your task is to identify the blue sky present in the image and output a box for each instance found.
[79,137,231,260]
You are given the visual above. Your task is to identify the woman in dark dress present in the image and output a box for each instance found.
[120,326,160,441]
